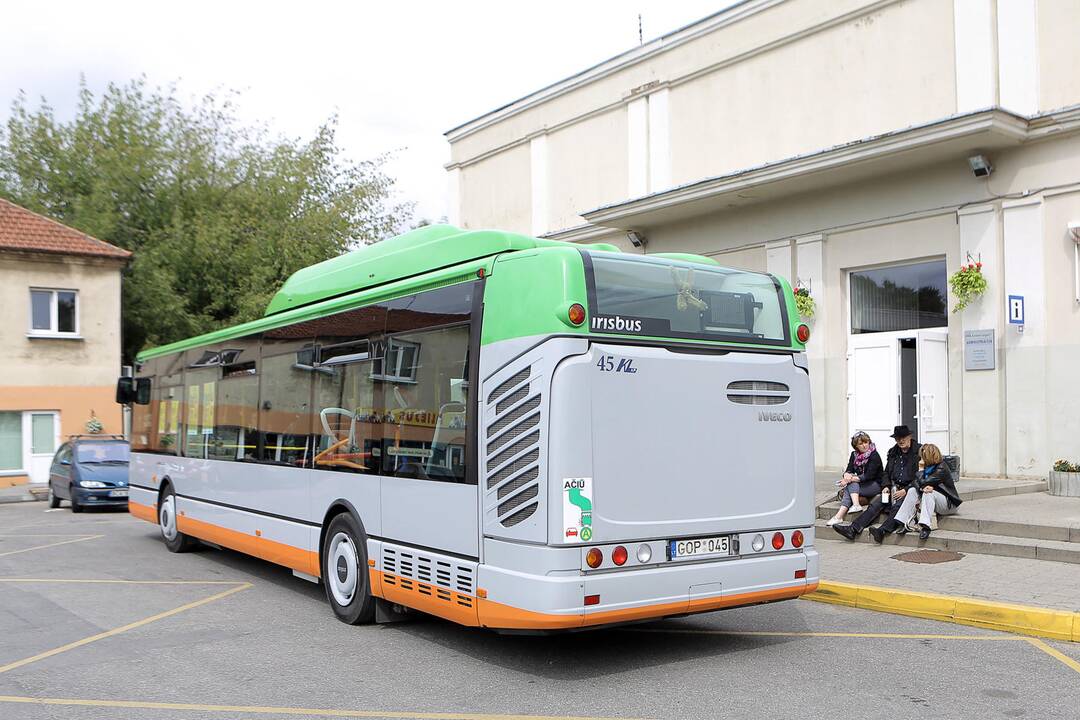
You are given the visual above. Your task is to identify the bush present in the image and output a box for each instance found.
[1053,459,1080,473]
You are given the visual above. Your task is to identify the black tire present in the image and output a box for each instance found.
[69,486,83,513]
[48,485,60,509]
[158,484,196,553]
[321,512,375,625]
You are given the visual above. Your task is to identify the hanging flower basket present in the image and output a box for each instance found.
[793,286,815,319]
[948,262,987,312]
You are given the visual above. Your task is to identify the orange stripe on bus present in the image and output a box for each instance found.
[176,515,320,578]
[370,569,479,627]
[128,500,157,524]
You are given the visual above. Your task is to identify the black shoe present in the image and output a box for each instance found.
[918,524,931,540]
[833,524,859,541]
[869,525,885,544]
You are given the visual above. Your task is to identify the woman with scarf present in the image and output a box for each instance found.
[826,431,883,526]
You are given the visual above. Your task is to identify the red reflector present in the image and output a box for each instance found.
[584,594,600,606]
[796,324,810,343]
[568,303,586,326]
[791,530,804,548]
[795,569,807,579]
[772,532,785,550]
[586,548,603,568]
[612,545,628,566]
[477,268,486,278]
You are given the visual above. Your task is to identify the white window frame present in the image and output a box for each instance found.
[28,287,81,338]
[371,339,420,384]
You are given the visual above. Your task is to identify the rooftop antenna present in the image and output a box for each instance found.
[638,14,643,45]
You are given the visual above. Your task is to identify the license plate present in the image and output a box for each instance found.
[669,535,732,560]
[109,489,129,498]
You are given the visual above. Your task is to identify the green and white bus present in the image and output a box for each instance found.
[120,225,817,630]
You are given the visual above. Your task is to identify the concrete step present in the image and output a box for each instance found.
[816,504,1080,543]
[815,521,1080,564]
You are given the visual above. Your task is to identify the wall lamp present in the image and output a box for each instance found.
[626,231,647,248]
[968,154,993,178]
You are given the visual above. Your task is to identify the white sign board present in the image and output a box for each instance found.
[964,329,995,370]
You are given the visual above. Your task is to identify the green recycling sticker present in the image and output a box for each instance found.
[562,477,592,543]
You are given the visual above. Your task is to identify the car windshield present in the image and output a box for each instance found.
[583,252,789,344]
[76,443,130,463]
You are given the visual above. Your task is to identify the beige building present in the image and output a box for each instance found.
[446,0,1080,478]
[0,199,130,486]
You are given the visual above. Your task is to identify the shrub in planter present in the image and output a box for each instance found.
[1049,459,1080,497]
[949,262,988,312]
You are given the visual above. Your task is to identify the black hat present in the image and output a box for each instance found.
[890,425,913,439]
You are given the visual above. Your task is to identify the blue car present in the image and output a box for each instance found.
[47,436,130,512]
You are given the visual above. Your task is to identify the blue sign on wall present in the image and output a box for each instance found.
[1007,295,1025,325]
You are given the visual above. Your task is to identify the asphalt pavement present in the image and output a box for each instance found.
[1,501,1077,720]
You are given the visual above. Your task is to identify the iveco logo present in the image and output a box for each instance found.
[758,411,792,422]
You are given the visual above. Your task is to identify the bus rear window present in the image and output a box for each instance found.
[583,253,789,344]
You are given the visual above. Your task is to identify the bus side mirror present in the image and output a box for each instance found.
[115,377,135,404]
[135,378,152,405]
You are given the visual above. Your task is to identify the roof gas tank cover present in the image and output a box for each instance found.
[263,225,580,316]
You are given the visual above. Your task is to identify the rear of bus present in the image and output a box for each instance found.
[474,248,816,630]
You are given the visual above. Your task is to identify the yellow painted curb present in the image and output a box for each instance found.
[804,581,1079,643]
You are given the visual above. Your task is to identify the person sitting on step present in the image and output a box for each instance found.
[834,425,920,541]
[826,431,883,526]
[871,442,962,542]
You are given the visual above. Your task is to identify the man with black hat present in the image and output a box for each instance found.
[833,425,920,541]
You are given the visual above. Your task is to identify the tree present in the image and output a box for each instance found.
[0,77,412,361]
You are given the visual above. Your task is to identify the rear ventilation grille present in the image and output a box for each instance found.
[486,364,542,528]
[381,545,475,606]
[727,380,790,405]
[488,368,530,405]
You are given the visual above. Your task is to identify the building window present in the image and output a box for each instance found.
[29,288,79,336]
[850,260,947,334]
[371,339,420,383]
[0,412,21,471]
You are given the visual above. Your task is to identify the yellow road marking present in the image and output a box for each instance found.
[0,696,636,720]
[0,535,103,558]
[623,627,1021,640]
[0,582,251,674]
[0,578,245,585]
[1026,638,1080,675]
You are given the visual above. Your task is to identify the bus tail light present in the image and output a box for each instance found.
[586,548,603,568]
[796,323,810,343]
[791,530,804,548]
[636,544,652,563]
[568,303,586,326]
[772,532,785,550]
[612,546,628,566]
[585,594,600,606]
[795,569,807,579]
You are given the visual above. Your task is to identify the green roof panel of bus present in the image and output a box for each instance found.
[264,224,575,316]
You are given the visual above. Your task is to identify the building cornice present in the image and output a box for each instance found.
[444,0,785,143]
[0,248,130,269]
[581,108,1043,227]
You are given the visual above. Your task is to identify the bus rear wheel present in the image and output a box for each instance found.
[322,513,375,625]
[159,485,196,553]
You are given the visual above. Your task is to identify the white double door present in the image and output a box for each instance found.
[847,329,949,453]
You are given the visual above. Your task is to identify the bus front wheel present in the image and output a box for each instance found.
[322,513,375,625]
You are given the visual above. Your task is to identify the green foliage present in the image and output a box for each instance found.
[793,286,815,319]
[948,262,988,313]
[0,77,411,361]
[1054,459,1080,473]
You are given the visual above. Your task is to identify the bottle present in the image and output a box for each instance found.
[881,486,891,507]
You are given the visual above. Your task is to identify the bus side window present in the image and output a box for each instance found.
[257,352,315,467]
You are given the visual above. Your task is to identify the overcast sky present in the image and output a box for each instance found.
[0,1,729,226]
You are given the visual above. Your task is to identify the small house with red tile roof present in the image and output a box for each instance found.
[0,198,131,487]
